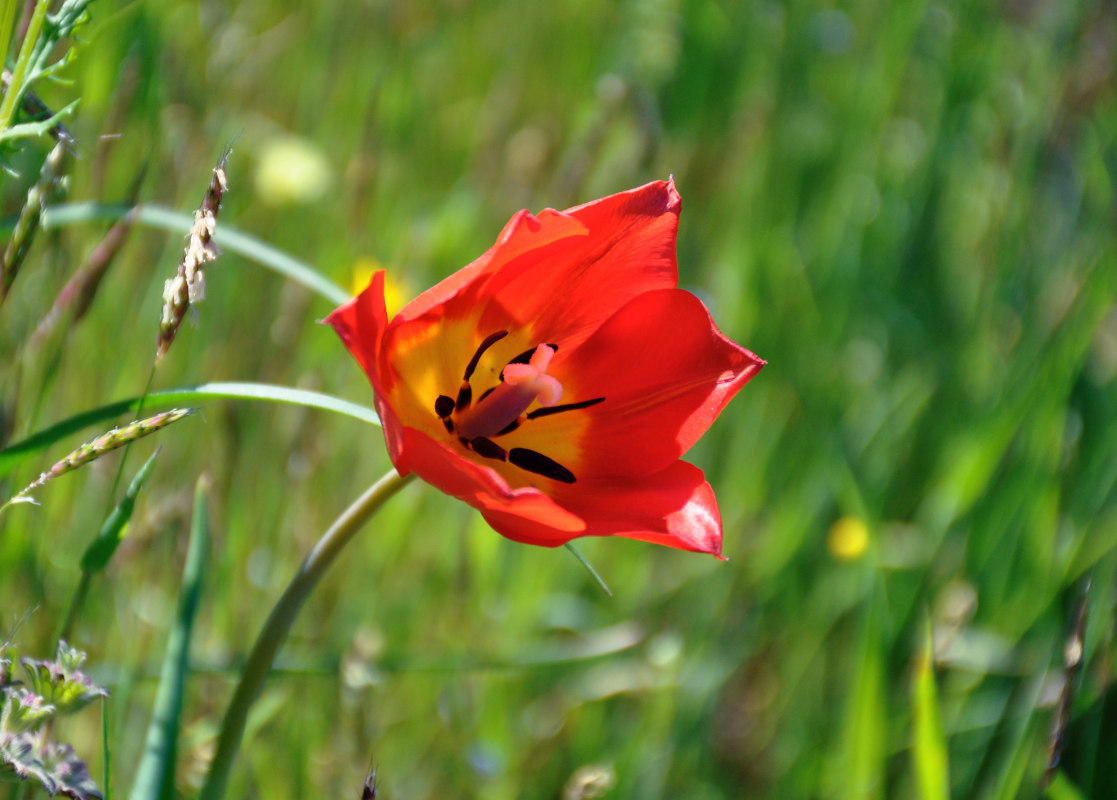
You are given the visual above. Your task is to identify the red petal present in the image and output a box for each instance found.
[475,179,683,350]
[395,208,588,326]
[391,425,723,555]
[551,288,765,478]
[482,460,724,556]
[324,270,389,388]
[393,426,585,534]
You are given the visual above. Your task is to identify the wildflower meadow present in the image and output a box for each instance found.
[1,1,1116,798]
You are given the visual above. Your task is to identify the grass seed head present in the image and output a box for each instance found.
[10,408,195,503]
[156,150,230,362]
[0,138,68,305]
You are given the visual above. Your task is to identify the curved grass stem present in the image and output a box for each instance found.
[199,468,414,800]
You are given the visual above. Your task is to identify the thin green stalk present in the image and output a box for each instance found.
[0,0,18,79]
[58,571,91,642]
[104,365,156,513]
[0,0,48,132]
[563,542,612,596]
[199,469,414,800]
[129,475,211,800]
[101,694,112,800]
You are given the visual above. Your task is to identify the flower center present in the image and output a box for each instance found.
[455,344,563,440]
[433,331,605,484]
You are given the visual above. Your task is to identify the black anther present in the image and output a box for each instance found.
[526,396,605,420]
[435,395,456,419]
[509,448,576,483]
[470,437,507,461]
[455,381,472,411]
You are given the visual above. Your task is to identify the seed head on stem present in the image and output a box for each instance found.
[156,148,231,363]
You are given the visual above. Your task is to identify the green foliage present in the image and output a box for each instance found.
[1,0,1116,798]
[79,448,161,574]
[128,476,209,800]
[0,0,95,145]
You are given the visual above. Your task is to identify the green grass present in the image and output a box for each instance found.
[2,0,1116,798]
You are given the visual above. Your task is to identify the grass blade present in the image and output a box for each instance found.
[0,381,380,477]
[80,448,161,574]
[101,694,112,800]
[912,616,949,800]
[128,475,211,800]
[25,202,350,304]
[834,596,886,800]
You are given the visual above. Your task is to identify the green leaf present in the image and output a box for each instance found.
[79,448,160,574]
[29,202,350,304]
[1045,771,1088,800]
[128,476,211,800]
[563,542,612,597]
[835,598,886,800]
[912,616,949,800]
[0,381,380,477]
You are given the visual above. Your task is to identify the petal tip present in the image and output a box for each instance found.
[664,176,682,211]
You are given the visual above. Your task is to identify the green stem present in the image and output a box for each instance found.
[0,0,48,132]
[104,365,156,511]
[0,0,18,81]
[199,469,414,800]
[58,570,91,641]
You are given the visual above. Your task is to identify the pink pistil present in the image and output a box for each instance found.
[455,345,563,440]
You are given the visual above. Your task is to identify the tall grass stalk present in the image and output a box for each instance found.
[0,0,48,132]
[199,469,414,800]
[0,0,17,76]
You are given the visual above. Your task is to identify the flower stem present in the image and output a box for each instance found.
[199,469,413,800]
[0,0,48,133]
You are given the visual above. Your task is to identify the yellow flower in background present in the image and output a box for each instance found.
[254,135,332,206]
[351,257,408,316]
[828,516,870,561]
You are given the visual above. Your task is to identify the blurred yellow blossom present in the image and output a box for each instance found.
[254,135,332,206]
[351,257,408,316]
[828,516,870,561]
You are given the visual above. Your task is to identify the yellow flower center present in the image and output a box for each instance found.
[431,330,604,484]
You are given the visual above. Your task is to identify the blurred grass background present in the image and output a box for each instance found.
[2,0,1116,797]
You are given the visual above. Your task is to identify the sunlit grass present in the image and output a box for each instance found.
[2,0,1116,798]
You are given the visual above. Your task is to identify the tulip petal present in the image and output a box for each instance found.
[539,288,764,479]
[391,425,721,554]
[475,179,682,350]
[482,460,724,556]
[324,270,389,388]
[394,426,585,534]
[396,208,588,326]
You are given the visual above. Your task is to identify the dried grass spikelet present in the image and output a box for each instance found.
[156,148,231,363]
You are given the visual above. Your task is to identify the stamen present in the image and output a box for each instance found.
[434,395,455,419]
[509,448,576,483]
[454,344,563,441]
[455,381,472,411]
[470,437,507,461]
[526,396,605,420]
[464,330,508,380]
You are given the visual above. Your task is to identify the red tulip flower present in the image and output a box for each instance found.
[327,180,764,556]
